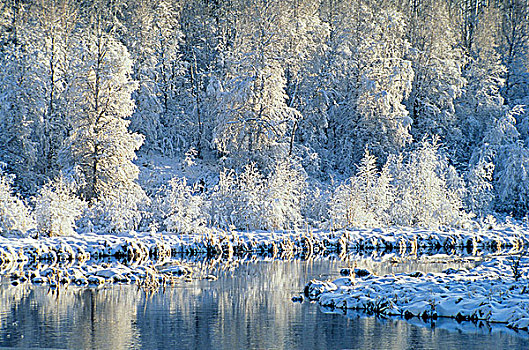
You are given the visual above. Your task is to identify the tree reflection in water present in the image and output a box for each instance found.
[0,257,528,349]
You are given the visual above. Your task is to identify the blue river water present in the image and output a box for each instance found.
[0,257,528,349]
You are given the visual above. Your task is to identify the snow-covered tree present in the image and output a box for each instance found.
[212,0,302,169]
[126,0,191,156]
[66,15,144,198]
[307,1,414,170]
[277,0,330,160]
[179,0,231,157]
[457,5,506,164]
[33,0,78,182]
[474,106,529,216]
[0,13,42,193]
[500,0,529,103]
[0,0,77,193]
[64,5,148,231]
[494,140,529,216]
[33,175,86,237]
[389,138,467,227]
[154,177,207,234]
[0,0,79,197]
[403,0,466,147]
[330,150,393,228]
[352,7,414,161]
[0,170,34,236]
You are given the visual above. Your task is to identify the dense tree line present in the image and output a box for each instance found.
[0,0,528,235]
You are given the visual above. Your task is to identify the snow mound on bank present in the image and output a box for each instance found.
[304,256,529,331]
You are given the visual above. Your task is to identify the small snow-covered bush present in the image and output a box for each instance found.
[262,159,306,230]
[301,185,331,228]
[208,169,238,229]
[227,162,265,230]
[330,140,468,229]
[0,172,34,236]
[87,185,150,233]
[155,177,207,234]
[390,138,467,227]
[209,160,307,231]
[33,176,86,237]
[330,150,393,228]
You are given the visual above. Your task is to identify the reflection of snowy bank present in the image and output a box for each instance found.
[0,226,527,289]
[1,226,527,266]
[318,306,529,340]
[6,261,192,289]
[304,256,529,331]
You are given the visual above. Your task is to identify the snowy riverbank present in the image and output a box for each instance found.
[0,225,527,291]
[1,225,527,268]
[304,255,529,331]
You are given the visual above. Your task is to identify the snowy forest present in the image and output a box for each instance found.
[1,0,529,236]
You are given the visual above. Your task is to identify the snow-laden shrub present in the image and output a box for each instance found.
[390,138,467,227]
[87,186,150,233]
[262,159,306,230]
[465,159,495,216]
[155,177,207,234]
[33,176,86,237]
[330,150,393,228]
[301,185,331,228]
[0,172,35,236]
[209,160,307,230]
[227,163,266,230]
[208,169,238,229]
[330,140,468,229]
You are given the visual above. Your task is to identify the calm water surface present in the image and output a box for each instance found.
[0,256,528,349]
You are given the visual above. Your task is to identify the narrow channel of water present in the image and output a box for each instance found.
[0,257,528,349]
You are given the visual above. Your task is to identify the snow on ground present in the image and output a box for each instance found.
[304,255,529,331]
[0,226,526,270]
[0,225,528,334]
[0,225,528,320]
[6,260,193,290]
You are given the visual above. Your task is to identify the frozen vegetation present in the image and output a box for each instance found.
[0,0,528,237]
[1,0,529,339]
[0,225,527,296]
